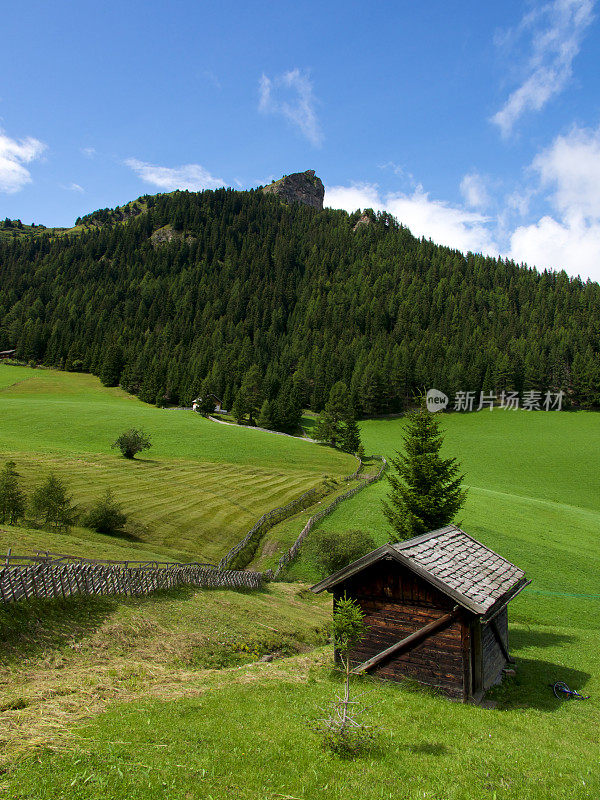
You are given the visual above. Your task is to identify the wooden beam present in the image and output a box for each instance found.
[351,606,460,674]
[490,618,514,664]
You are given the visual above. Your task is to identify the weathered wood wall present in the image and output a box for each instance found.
[337,561,467,698]
[481,607,509,689]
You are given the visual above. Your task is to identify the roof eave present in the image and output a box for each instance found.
[482,577,531,622]
[309,544,397,593]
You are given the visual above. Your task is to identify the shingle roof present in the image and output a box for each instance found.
[311,525,529,616]
[391,526,526,614]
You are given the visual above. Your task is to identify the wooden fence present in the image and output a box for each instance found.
[270,456,387,579]
[217,457,362,571]
[0,551,264,604]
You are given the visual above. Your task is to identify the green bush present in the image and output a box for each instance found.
[305,529,376,577]
[112,428,152,459]
[83,489,127,534]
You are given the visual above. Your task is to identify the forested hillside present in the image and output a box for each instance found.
[1,186,599,415]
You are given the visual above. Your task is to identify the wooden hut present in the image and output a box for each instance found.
[311,525,529,702]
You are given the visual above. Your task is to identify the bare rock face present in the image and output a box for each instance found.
[352,213,373,231]
[150,225,196,248]
[262,170,324,210]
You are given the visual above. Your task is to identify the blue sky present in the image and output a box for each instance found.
[1,0,599,280]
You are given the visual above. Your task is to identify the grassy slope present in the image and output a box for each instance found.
[0,365,354,562]
[1,387,599,798]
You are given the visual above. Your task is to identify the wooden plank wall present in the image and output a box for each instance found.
[339,562,467,698]
[481,606,509,689]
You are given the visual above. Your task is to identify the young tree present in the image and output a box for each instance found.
[383,409,467,541]
[197,395,217,415]
[84,489,127,534]
[0,461,26,525]
[316,594,374,757]
[31,474,77,531]
[112,428,152,459]
[239,365,263,425]
[231,389,247,424]
[257,399,275,429]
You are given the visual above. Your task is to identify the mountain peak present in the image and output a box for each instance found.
[261,170,324,210]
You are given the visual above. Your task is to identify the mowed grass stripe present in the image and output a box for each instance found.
[4,451,335,561]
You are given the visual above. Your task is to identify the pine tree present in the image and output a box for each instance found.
[258,399,275,429]
[31,474,77,531]
[238,365,263,425]
[383,409,467,541]
[0,461,26,525]
[100,345,124,387]
[313,382,351,446]
[340,415,362,455]
[231,389,247,423]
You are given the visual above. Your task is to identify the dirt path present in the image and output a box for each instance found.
[207,416,316,443]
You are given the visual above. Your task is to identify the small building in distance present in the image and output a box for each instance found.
[192,394,222,413]
[311,525,529,703]
[0,349,16,360]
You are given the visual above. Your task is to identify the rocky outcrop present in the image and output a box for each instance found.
[150,225,196,248]
[261,170,324,210]
[352,213,373,231]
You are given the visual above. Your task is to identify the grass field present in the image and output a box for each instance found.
[1,372,599,799]
[0,365,355,562]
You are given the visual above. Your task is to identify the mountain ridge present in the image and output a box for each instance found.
[1,183,599,419]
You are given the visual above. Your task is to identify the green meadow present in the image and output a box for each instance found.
[1,365,599,799]
[0,365,355,562]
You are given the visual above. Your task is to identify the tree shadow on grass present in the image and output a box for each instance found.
[510,627,576,651]
[489,625,589,711]
[490,655,590,711]
[0,586,198,665]
[0,594,118,664]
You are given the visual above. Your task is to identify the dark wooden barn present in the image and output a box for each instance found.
[311,525,530,702]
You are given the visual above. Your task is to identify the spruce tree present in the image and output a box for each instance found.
[100,345,124,387]
[340,412,362,455]
[257,399,275,429]
[239,365,263,425]
[31,474,77,531]
[231,390,247,423]
[383,409,467,541]
[0,461,26,525]
[313,382,350,446]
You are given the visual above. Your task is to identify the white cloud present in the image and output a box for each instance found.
[328,125,600,280]
[491,0,594,136]
[258,69,322,146]
[510,215,600,277]
[509,124,600,279]
[460,172,490,209]
[533,124,600,217]
[0,129,47,193]
[61,182,84,193]
[81,146,96,158]
[325,183,499,256]
[325,183,382,214]
[125,159,225,191]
